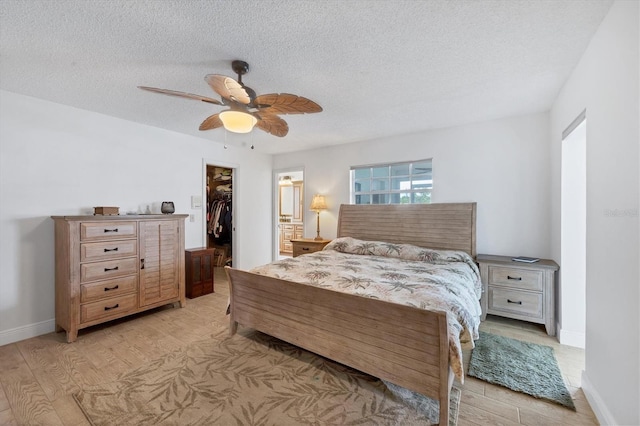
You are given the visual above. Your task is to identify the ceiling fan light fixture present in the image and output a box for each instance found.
[219,110,257,134]
[139,60,321,139]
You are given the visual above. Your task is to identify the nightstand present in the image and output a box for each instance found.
[291,238,332,257]
[477,254,558,336]
[185,247,215,298]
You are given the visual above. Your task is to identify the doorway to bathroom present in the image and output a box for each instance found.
[274,169,304,260]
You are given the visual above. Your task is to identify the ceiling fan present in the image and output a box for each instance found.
[138,60,322,137]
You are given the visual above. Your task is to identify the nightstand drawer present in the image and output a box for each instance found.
[488,287,543,319]
[291,239,331,257]
[293,243,321,257]
[488,266,543,291]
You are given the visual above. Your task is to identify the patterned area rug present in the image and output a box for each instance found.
[74,329,460,425]
[468,331,575,410]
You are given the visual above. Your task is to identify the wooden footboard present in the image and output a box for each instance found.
[226,267,454,425]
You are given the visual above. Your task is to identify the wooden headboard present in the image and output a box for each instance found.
[337,203,477,258]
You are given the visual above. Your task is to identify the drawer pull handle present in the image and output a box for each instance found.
[140,259,145,270]
[104,285,119,292]
[104,304,119,311]
[507,276,522,281]
[302,247,310,251]
[507,299,523,305]
[104,247,119,252]
[104,266,119,272]
[104,228,118,233]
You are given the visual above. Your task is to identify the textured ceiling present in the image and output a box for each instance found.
[0,0,613,154]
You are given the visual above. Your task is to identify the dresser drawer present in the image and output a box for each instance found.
[488,266,543,291]
[80,258,138,283]
[80,275,138,303]
[488,287,543,319]
[80,293,138,324]
[81,240,138,262]
[80,221,137,241]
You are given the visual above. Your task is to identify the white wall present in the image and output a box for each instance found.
[560,119,587,348]
[550,1,639,424]
[274,112,552,258]
[0,90,274,345]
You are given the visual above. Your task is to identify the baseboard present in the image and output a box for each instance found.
[581,371,617,426]
[0,319,56,346]
[556,323,585,348]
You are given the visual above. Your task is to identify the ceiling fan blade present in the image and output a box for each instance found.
[254,93,322,115]
[138,86,222,105]
[205,74,251,104]
[255,114,289,137]
[199,113,224,131]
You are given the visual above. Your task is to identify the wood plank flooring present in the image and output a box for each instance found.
[461,317,598,425]
[0,267,598,425]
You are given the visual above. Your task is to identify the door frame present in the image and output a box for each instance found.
[202,158,239,265]
[559,112,587,348]
[273,166,305,261]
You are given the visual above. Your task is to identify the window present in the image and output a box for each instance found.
[350,159,432,205]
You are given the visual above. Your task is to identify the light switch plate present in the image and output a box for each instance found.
[191,195,202,209]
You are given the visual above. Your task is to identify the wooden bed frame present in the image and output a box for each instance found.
[226,202,476,425]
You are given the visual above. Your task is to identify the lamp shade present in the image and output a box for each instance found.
[310,194,327,211]
[219,111,257,134]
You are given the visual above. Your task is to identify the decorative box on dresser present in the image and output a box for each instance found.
[477,254,559,336]
[52,214,188,343]
[185,247,215,298]
[291,238,332,257]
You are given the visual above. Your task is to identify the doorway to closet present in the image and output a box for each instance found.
[206,164,233,268]
[275,169,304,260]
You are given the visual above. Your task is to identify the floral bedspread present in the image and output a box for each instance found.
[250,237,482,381]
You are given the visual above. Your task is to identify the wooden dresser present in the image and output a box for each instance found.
[51,214,188,342]
[185,247,215,298]
[291,238,332,257]
[477,254,558,336]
